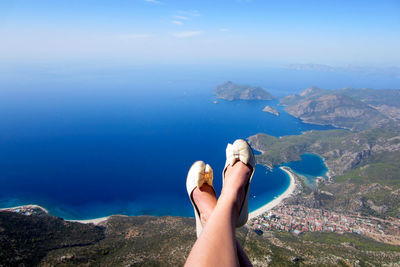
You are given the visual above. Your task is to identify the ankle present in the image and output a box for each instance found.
[223,163,251,194]
[216,190,241,224]
[221,162,252,219]
[221,187,241,207]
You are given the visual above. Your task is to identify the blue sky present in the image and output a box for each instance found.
[0,0,399,66]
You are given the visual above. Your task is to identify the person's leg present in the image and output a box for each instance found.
[189,180,252,266]
[185,161,252,267]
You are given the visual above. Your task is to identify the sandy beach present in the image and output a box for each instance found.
[67,216,111,225]
[249,166,296,219]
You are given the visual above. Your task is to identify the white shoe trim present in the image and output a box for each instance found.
[186,161,215,237]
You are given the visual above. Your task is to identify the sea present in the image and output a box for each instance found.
[0,63,399,219]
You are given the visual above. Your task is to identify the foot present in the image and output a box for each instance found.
[222,161,252,219]
[192,184,217,226]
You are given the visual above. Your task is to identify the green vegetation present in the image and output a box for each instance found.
[335,161,400,187]
[250,125,400,174]
[300,232,400,252]
[325,151,400,218]
[0,211,104,266]
[249,129,350,168]
[340,88,400,108]
[2,210,399,266]
[250,126,400,218]
[269,231,400,266]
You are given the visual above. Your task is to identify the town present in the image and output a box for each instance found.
[249,204,400,245]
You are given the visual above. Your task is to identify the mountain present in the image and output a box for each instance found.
[248,124,400,219]
[280,87,399,131]
[339,88,400,121]
[1,209,400,266]
[214,81,274,101]
[248,87,400,235]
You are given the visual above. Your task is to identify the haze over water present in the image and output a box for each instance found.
[0,65,399,219]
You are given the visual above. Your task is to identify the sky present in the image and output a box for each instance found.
[0,0,399,66]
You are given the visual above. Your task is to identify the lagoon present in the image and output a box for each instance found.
[283,153,329,186]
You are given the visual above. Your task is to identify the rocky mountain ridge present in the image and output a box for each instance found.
[2,207,400,266]
[280,87,400,131]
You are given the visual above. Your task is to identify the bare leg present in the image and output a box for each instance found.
[190,182,252,266]
[185,162,252,267]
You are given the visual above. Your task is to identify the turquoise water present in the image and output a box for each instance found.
[284,153,329,186]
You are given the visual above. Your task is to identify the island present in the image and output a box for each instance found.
[214,81,274,101]
[262,105,279,116]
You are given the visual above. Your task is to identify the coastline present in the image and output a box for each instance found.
[67,216,111,225]
[0,204,49,215]
[0,204,110,225]
[1,166,298,224]
[249,166,296,219]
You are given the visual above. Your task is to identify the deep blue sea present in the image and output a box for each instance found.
[0,63,399,219]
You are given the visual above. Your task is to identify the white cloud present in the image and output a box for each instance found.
[172,20,184,26]
[220,28,230,32]
[172,31,202,38]
[144,0,162,4]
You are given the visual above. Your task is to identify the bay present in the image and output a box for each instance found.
[283,153,329,186]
